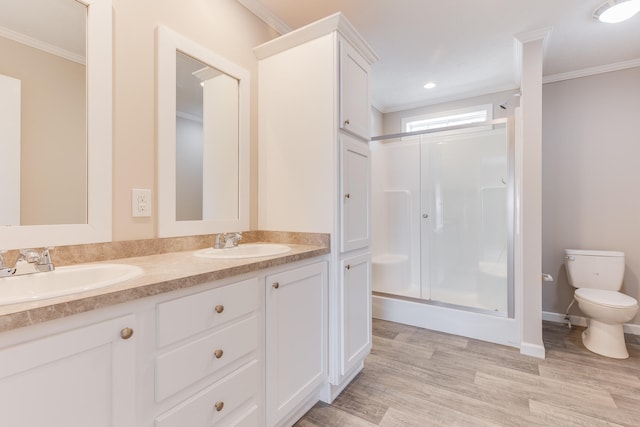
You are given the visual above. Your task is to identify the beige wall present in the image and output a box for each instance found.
[542,67,640,323]
[111,0,277,240]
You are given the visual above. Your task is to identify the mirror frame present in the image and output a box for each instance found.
[0,0,112,249]
[156,25,250,237]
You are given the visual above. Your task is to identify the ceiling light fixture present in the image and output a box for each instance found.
[423,82,436,89]
[593,0,640,23]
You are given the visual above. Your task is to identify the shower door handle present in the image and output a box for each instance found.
[422,213,429,219]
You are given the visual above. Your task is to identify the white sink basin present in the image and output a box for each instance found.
[0,263,144,306]
[195,243,291,259]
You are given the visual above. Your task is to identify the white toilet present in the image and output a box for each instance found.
[564,249,638,359]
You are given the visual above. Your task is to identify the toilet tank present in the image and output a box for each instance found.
[564,249,625,291]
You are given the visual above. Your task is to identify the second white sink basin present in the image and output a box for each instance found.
[195,243,291,259]
[0,263,144,306]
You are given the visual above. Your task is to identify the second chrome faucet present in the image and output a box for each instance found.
[214,232,243,249]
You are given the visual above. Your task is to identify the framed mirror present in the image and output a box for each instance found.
[0,0,112,248]
[157,26,249,237]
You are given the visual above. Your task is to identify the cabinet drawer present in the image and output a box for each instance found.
[227,403,260,427]
[156,315,258,401]
[157,277,258,347]
[155,360,260,427]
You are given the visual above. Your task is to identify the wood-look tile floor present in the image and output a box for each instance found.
[295,320,640,426]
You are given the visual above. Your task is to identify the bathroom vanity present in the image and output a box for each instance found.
[0,236,330,427]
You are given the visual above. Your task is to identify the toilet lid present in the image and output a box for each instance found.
[575,288,638,308]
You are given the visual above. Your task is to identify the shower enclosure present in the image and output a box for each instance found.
[371,119,514,333]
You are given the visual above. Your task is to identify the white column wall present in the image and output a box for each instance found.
[517,30,548,359]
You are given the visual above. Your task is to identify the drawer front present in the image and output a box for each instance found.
[156,315,258,401]
[155,360,260,427]
[226,403,259,427]
[157,277,258,347]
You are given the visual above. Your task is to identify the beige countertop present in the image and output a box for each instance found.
[0,233,330,333]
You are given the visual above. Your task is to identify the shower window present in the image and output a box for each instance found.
[402,104,492,136]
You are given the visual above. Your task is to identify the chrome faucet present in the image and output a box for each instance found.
[0,250,13,278]
[10,247,55,276]
[214,232,243,249]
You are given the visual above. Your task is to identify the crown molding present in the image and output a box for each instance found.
[0,25,85,65]
[543,58,640,84]
[515,27,553,49]
[254,12,378,64]
[236,0,291,35]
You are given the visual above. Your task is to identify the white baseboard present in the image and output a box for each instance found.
[520,342,546,359]
[320,360,364,404]
[542,311,640,335]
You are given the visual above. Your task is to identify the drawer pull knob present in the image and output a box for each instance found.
[214,401,224,412]
[344,119,350,126]
[120,327,134,340]
[214,305,224,314]
[214,349,224,359]
[273,282,280,289]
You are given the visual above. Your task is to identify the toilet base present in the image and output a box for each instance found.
[581,319,629,359]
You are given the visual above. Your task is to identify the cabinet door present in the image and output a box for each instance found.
[265,262,328,427]
[339,39,371,140]
[340,254,371,376]
[341,135,370,253]
[0,315,136,427]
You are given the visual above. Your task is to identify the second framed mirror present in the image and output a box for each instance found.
[157,26,250,237]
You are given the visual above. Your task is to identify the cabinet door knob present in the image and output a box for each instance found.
[345,264,351,270]
[214,305,224,314]
[214,349,224,359]
[214,401,224,412]
[344,193,351,199]
[120,327,134,340]
[272,282,280,289]
[344,119,350,126]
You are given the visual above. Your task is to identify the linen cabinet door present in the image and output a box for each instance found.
[265,262,328,427]
[341,134,370,253]
[340,253,372,376]
[339,39,371,140]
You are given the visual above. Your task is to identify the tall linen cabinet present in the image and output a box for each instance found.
[255,12,378,402]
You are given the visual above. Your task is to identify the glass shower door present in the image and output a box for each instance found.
[420,124,509,313]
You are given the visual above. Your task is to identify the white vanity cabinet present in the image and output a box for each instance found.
[0,314,137,427]
[0,250,334,427]
[255,12,377,401]
[154,277,261,427]
[265,261,328,427]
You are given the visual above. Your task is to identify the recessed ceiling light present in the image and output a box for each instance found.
[423,82,436,89]
[593,0,640,23]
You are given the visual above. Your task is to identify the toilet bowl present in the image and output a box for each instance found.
[564,249,638,359]
[574,288,638,358]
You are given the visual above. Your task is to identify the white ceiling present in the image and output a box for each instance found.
[244,0,640,113]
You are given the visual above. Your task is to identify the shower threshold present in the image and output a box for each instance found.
[373,291,509,318]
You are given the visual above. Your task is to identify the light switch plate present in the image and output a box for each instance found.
[132,189,152,217]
